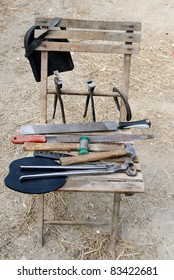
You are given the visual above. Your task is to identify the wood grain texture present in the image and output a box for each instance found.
[110,193,121,251]
[23,142,124,152]
[60,149,127,165]
[47,89,120,97]
[43,29,141,43]
[60,180,144,193]
[35,18,142,31]
[36,41,140,54]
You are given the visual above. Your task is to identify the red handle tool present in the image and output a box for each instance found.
[11,135,46,144]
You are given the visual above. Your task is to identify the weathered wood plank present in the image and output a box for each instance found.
[65,170,143,181]
[110,193,121,252]
[38,194,44,247]
[36,41,140,54]
[35,18,142,31]
[60,180,144,193]
[120,31,133,121]
[24,142,127,152]
[42,30,141,43]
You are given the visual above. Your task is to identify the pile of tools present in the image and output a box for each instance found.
[5,19,153,194]
[4,119,154,194]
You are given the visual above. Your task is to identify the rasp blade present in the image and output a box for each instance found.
[20,121,118,135]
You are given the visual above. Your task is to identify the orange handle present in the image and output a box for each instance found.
[11,135,46,144]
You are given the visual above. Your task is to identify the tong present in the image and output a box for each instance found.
[19,161,137,181]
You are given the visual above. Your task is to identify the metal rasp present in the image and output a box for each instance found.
[12,133,154,144]
[20,119,151,135]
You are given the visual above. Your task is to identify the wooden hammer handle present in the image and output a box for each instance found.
[23,142,79,151]
[23,142,123,152]
[60,149,127,165]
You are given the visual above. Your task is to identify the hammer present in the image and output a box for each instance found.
[60,143,136,165]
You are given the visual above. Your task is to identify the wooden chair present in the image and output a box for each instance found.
[32,18,144,251]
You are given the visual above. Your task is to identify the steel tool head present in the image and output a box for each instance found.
[87,80,96,91]
[124,143,136,159]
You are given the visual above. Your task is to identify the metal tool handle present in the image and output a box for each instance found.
[60,149,127,165]
[20,164,111,171]
[20,168,108,181]
[19,161,137,181]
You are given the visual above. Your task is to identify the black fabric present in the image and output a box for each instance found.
[4,157,66,194]
[24,24,74,82]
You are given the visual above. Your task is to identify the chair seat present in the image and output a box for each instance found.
[61,163,144,193]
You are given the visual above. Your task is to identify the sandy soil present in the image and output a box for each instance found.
[0,0,174,260]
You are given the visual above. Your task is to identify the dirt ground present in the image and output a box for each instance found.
[0,0,174,260]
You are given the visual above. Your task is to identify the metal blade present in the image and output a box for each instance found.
[20,121,118,135]
[46,134,154,143]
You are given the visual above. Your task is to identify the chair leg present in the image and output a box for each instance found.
[38,194,44,247]
[110,193,121,253]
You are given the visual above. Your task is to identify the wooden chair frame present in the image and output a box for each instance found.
[33,18,144,252]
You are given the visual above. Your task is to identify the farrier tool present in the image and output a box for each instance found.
[23,142,125,152]
[59,143,136,165]
[83,80,96,122]
[20,119,151,134]
[112,87,132,121]
[12,132,154,144]
[19,161,137,181]
[4,148,137,194]
[82,81,132,122]
[18,143,137,180]
[52,71,66,122]
[22,143,136,167]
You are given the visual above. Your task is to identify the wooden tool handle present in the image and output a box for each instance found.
[23,142,123,152]
[23,143,79,151]
[60,149,127,165]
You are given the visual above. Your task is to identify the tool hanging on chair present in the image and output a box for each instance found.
[52,70,66,123]
[113,87,132,121]
[83,80,96,122]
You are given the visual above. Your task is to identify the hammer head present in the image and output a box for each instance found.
[124,143,136,160]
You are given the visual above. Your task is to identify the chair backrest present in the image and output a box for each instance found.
[35,18,141,54]
[35,18,142,121]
